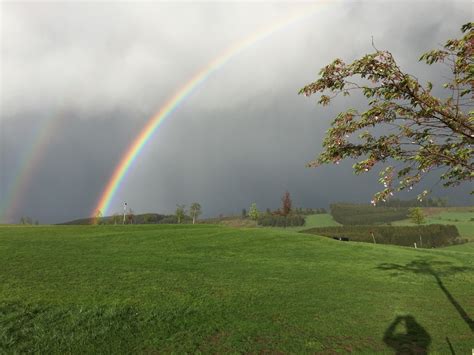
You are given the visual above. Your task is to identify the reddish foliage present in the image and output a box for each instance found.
[281,191,292,216]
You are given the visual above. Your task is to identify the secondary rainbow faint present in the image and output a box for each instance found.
[94,1,330,217]
[0,110,64,223]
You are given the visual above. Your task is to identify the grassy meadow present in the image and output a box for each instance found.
[1,224,473,353]
[296,213,341,229]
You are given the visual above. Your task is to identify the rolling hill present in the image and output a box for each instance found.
[0,224,472,353]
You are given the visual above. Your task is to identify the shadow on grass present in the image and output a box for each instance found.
[377,259,474,332]
[445,336,456,355]
[383,315,431,354]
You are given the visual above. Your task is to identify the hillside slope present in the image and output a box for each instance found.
[0,225,472,353]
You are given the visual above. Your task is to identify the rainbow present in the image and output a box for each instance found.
[94,2,329,216]
[0,111,64,223]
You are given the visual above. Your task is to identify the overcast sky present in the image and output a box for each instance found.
[1,1,472,223]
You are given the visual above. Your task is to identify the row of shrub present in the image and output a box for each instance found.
[330,203,409,225]
[71,213,194,225]
[376,197,448,208]
[125,214,194,224]
[257,214,305,227]
[293,208,327,215]
[301,225,464,248]
[134,213,167,224]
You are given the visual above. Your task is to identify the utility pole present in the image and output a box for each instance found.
[123,202,127,225]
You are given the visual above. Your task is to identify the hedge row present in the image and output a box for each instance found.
[301,225,463,248]
[294,208,327,215]
[135,213,167,224]
[376,197,448,208]
[96,213,193,225]
[257,215,305,227]
[330,203,409,225]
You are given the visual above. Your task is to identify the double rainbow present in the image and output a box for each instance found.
[0,110,64,223]
[94,2,329,216]
[91,1,328,216]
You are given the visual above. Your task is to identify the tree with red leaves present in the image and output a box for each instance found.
[281,191,292,217]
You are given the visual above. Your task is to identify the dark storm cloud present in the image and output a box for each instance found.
[1,1,472,223]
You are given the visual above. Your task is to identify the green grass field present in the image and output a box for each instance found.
[1,224,473,353]
[394,210,474,240]
[303,214,341,228]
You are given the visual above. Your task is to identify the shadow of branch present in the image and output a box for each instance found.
[377,259,473,332]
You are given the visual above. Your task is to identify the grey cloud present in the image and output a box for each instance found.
[1,1,472,223]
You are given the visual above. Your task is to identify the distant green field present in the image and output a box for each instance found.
[1,225,473,353]
[394,210,474,240]
[304,213,341,228]
[277,213,340,231]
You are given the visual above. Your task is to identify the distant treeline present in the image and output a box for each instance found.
[60,213,192,225]
[302,225,464,248]
[293,208,327,215]
[376,197,448,208]
[133,213,192,224]
[330,204,409,225]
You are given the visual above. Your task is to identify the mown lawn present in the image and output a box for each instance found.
[0,224,473,353]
